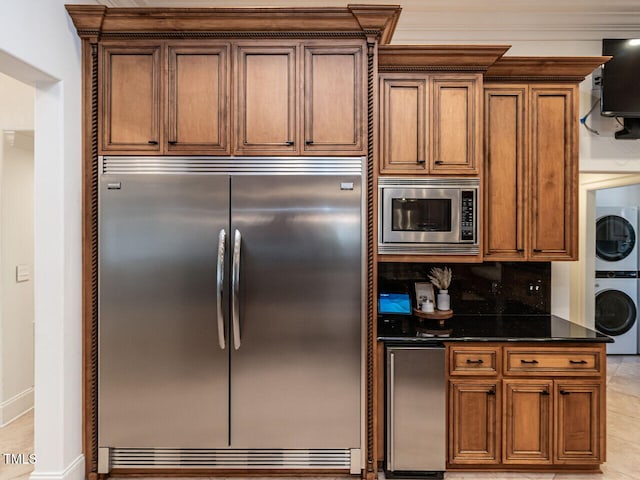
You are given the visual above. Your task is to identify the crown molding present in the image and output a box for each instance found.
[66,4,402,43]
[484,56,611,81]
[378,44,510,71]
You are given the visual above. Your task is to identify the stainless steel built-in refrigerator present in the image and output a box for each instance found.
[98,157,362,472]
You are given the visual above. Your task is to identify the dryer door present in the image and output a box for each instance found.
[595,289,637,336]
[596,215,636,262]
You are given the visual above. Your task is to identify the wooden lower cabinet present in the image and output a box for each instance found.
[449,380,500,464]
[447,343,605,471]
[555,381,602,464]
[503,379,552,464]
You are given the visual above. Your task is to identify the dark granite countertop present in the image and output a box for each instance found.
[378,314,613,343]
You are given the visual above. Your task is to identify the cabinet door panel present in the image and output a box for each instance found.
[432,76,480,174]
[304,44,364,154]
[100,44,161,153]
[449,380,500,464]
[235,44,297,154]
[555,381,602,464]
[168,45,229,153]
[530,86,576,260]
[503,380,552,464]
[379,76,427,173]
[484,87,528,260]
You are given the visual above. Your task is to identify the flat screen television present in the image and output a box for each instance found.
[602,39,640,139]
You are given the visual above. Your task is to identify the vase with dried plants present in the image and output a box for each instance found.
[428,267,452,311]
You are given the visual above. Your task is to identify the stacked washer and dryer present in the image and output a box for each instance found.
[595,207,639,354]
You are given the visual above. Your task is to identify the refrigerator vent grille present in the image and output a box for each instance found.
[378,177,479,187]
[378,244,479,255]
[110,448,352,469]
[102,157,363,175]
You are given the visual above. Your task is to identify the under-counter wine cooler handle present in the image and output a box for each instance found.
[216,229,226,350]
[232,229,242,350]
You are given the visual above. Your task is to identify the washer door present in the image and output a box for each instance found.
[595,289,637,336]
[596,215,636,262]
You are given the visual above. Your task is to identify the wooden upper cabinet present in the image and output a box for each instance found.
[431,76,480,174]
[234,44,298,155]
[167,44,230,154]
[483,83,577,261]
[379,76,428,173]
[484,86,528,261]
[530,86,577,260]
[303,43,365,154]
[100,43,162,154]
[378,73,480,175]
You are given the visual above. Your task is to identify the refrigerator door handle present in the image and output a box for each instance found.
[232,229,242,350]
[216,229,226,350]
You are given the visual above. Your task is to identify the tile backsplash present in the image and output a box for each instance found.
[378,262,551,315]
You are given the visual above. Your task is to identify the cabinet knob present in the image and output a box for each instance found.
[466,359,484,364]
[487,389,496,396]
[520,359,539,364]
[148,140,158,145]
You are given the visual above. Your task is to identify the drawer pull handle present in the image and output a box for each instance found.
[520,359,539,364]
[487,389,496,396]
[466,359,484,364]
[569,359,588,364]
[148,140,158,145]
[560,390,570,395]
[541,390,550,396]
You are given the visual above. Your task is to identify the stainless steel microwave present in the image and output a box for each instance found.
[378,177,479,255]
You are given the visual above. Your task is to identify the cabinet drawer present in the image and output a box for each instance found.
[449,346,500,376]
[504,347,602,376]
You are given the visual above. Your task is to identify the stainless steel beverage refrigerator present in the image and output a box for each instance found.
[97,157,363,473]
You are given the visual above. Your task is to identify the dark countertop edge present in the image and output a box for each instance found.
[378,335,614,344]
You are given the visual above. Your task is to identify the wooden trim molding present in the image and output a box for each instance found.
[378,45,511,71]
[485,56,611,81]
[83,39,100,480]
[365,37,377,480]
[65,4,402,44]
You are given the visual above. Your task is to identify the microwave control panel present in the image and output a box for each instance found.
[461,190,475,242]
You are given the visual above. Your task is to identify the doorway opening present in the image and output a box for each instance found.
[0,72,35,480]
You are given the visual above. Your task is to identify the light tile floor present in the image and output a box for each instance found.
[1,356,639,480]
[0,410,34,480]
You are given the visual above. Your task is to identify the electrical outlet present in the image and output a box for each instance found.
[592,68,603,89]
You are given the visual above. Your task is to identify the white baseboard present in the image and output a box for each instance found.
[0,386,34,427]
[30,454,85,480]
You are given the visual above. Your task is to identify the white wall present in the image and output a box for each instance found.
[0,129,34,426]
[596,184,640,206]
[0,1,86,479]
